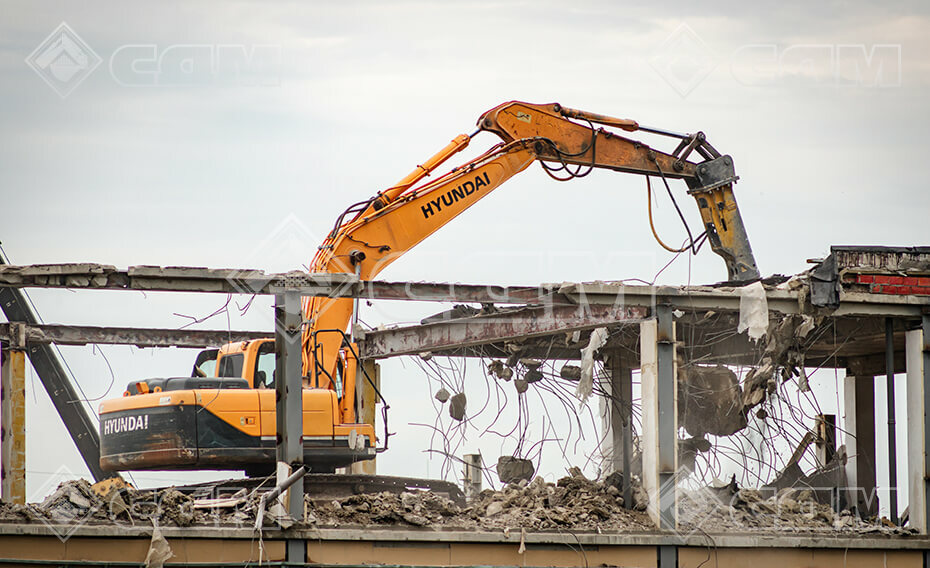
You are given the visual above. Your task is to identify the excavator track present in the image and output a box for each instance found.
[171,474,466,506]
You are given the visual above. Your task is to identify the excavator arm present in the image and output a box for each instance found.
[302,101,760,388]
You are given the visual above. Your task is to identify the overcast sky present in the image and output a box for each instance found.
[1,1,927,506]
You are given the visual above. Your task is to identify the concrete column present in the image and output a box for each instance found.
[906,320,930,534]
[640,305,677,530]
[607,352,634,508]
[0,348,26,504]
[350,360,379,475]
[843,373,878,518]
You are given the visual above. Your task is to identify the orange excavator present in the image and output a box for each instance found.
[98,101,759,475]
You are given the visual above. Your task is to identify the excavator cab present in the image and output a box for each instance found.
[98,338,377,475]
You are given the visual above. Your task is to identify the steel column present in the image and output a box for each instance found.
[274,291,305,564]
[885,317,898,523]
[655,304,677,531]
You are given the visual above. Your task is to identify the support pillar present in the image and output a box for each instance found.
[350,360,379,475]
[905,318,930,534]
[607,351,634,509]
[1,348,25,504]
[640,304,677,530]
[274,291,305,564]
[463,454,482,501]
[843,373,878,518]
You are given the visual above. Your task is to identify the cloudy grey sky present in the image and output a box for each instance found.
[1,1,927,504]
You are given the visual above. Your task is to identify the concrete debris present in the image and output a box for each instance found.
[678,482,913,536]
[0,475,916,537]
[487,360,512,381]
[678,437,713,474]
[737,281,769,341]
[513,378,528,394]
[449,392,467,421]
[419,351,433,361]
[524,369,543,383]
[741,313,818,411]
[434,387,450,403]
[559,364,581,381]
[306,470,653,532]
[496,456,535,484]
[576,327,609,404]
[520,358,542,370]
[678,365,746,437]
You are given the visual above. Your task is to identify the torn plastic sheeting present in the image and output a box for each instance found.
[737,281,769,341]
[575,327,609,404]
[144,524,173,568]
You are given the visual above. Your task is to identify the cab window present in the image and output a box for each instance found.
[218,353,244,377]
[254,342,276,389]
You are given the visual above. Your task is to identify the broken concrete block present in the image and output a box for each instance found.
[520,358,542,370]
[678,365,747,437]
[486,501,504,517]
[488,360,513,381]
[497,456,535,484]
[449,392,466,421]
[434,387,450,403]
[560,365,581,381]
[524,369,543,383]
[514,379,528,394]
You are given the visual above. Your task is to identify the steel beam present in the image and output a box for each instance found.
[0,322,271,349]
[359,304,646,359]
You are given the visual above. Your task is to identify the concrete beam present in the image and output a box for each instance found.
[0,349,25,504]
[560,282,929,317]
[359,304,646,359]
[0,263,567,304]
[0,322,272,349]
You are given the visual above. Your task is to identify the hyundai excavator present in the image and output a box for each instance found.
[98,101,759,475]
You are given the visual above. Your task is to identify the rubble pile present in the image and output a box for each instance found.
[309,468,653,531]
[0,476,917,537]
[678,485,914,536]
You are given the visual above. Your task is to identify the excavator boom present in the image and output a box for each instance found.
[302,101,761,388]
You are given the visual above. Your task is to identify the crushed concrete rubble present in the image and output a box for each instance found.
[0,475,917,537]
[307,469,653,531]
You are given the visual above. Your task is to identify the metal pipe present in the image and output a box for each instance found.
[261,465,307,506]
[885,317,898,524]
[636,125,690,139]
